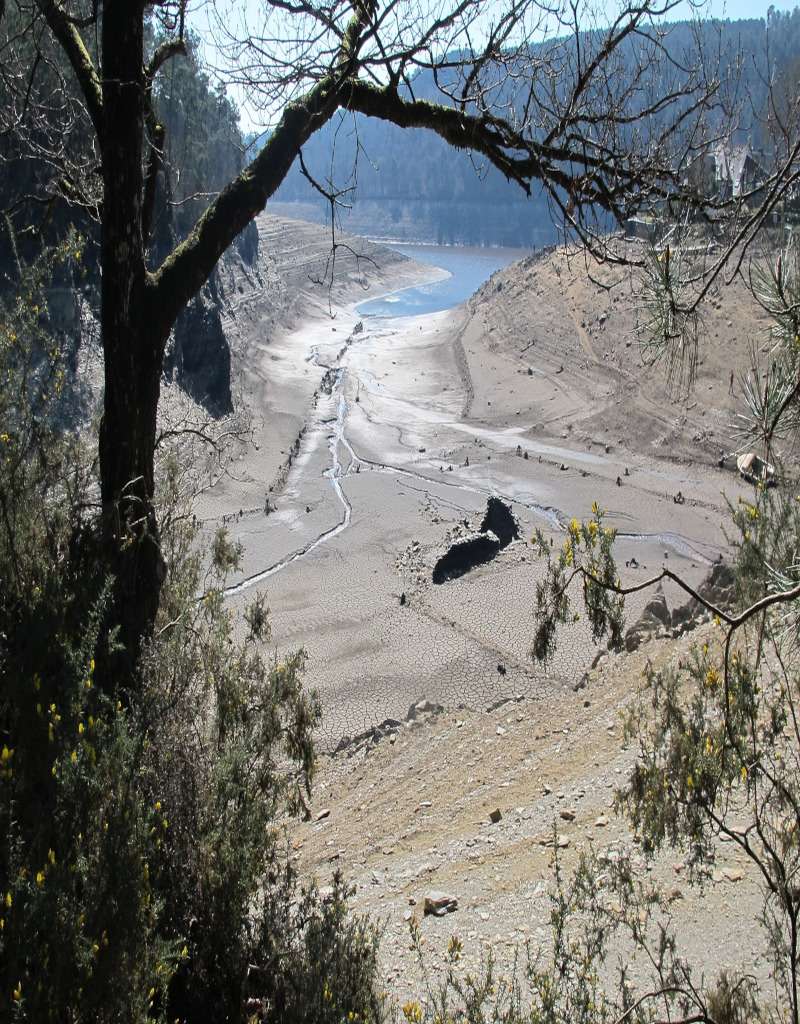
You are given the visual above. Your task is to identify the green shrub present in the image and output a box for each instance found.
[0,251,386,1023]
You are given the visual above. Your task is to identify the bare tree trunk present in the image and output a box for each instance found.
[97,2,166,679]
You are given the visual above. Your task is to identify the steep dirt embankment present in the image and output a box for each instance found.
[456,242,771,467]
[295,615,768,1007]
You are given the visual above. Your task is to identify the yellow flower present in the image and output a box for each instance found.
[591,500,600,516]
[402,1001,424,1024]
[5,892,11,909]
[154,800,161,812]
[48,849,56,866]
[741,765,748,783]
[35,870,45,888]
[686,774,694,790]
[70,750,78,765]
[13,981,21,1001]
[78,722,85,735]
[1,745,12,763]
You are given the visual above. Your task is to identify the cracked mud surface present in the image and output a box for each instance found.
[205,222,752,751]
[195,217,773,1004]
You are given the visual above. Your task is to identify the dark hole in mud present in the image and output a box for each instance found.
[432,498,519,584]
[480,496,520,548]
[432,532,501,584]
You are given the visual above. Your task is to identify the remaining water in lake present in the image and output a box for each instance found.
[357,244,528,318]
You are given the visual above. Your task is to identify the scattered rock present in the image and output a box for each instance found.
[489,808,503,824]
[559,809,577,822]
[316,808,331,821]
[424,891,459,917]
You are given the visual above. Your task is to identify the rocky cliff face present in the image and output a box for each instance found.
[164,223,259,416]
[167,283,234,416]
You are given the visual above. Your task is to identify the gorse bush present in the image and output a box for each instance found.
[0,253,386,1023]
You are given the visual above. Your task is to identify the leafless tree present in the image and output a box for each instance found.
[0,0,746,678]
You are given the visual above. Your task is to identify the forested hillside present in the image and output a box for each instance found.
[270,11,800,245]
[0,25,249,281]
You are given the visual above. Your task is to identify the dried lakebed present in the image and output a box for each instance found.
[212,249,734,750]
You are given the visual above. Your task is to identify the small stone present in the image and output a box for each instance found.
[543,784,552,795]
[489,808,503,824]
[496,726,507,736]
[559,809,577,822]
[316,808,331,821]
[722,866,744,882]
[594,815,609,827]
[424,891,458,917]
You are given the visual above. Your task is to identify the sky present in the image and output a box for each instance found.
[676,0,794,15]
[188,0,798,132]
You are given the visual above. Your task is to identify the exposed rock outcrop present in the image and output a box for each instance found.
[624,563,738,651]
[166,283,233,416]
